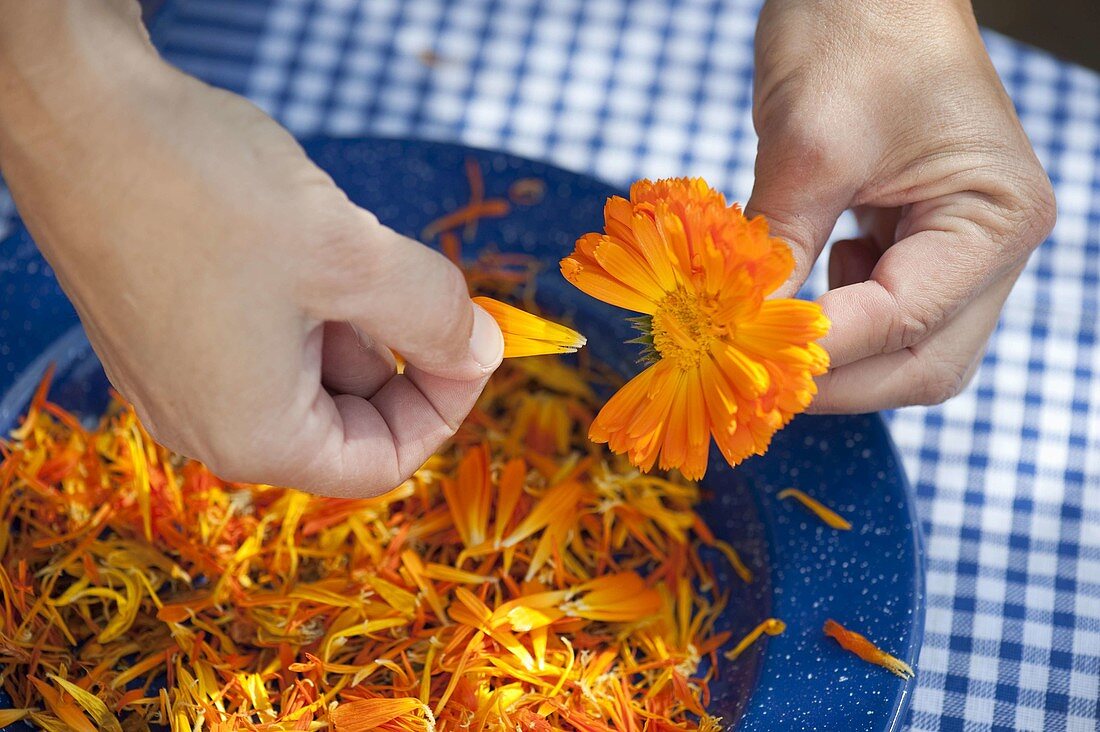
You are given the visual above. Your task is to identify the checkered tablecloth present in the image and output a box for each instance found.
[1,1,1098,729]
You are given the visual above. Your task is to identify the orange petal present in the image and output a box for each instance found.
[561,573,662,623]
[331,698,434,732]
[824,619,915,679]
[724,618,785,661]
[777,488,851,530]
[592,238,668,301]
[629,212,680,291]
[711,342,770,399]
[590,362,660,438]
[560,258,659,314]
[473,296,586,358]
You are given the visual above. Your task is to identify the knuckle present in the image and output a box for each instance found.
[762,111,849,183]
[199,450,252,484]
[915,359,969,406]
[200,431,278,485]
[300,206,383,302]
[1024,174,1057,243]
[989,168,1057,258]
[888,309,933,353]
[436,264,473,328]
[871,281,940,354]
[409,261,474,363]
[356,207,382,231]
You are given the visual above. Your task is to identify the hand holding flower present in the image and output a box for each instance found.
[748,0,1056,412]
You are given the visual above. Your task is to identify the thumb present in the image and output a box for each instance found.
[319,209,504,381]
[745,136,852,297]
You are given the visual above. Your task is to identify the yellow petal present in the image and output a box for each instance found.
[0,710,33,727]
[778,488,852,530]
[724,618,786,661]
[331,698,434,732]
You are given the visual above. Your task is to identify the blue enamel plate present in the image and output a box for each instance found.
[0,137,924,731]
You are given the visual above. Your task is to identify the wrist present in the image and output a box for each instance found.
[0,1,160,153]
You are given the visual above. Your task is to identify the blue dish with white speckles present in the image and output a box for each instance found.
[0,137,924,731]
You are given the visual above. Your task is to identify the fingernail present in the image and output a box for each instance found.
[349,323,374,351]
[469,303,504,369]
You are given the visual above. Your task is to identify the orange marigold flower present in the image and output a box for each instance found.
[560,178,829,479]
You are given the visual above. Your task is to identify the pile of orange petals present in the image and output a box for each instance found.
[0,355,736,731]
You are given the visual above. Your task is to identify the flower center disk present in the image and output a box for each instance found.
[651,289,724,371]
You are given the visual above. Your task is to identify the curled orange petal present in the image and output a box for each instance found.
[824,619,915,679]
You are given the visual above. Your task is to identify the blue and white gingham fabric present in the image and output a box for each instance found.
[1,1,1098,729]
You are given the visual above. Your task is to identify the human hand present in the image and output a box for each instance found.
[749,0,1055,411]
[0,1,502,496]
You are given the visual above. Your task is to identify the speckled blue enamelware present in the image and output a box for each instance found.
[0,137,924,731]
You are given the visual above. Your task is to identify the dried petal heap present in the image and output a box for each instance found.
[0,351,740,731]
[561,178,830,478]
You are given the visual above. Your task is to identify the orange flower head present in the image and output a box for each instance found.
[560,178,829,479]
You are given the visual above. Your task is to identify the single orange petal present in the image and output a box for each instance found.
[623,365,678,442]
[629,212,680,290]
[778,488,851,530]
[29,678,97,732]
[561,572,661,623]
[422,198,510,240]
[456,443,492,546]
[473,296,586,358]
[657,370,690,474]
[751,298,831,336]
[589,363,660,439]
[603,195,637,245]
[0,710,32,727]
[724,618,786,661]
[653,203,694,282]
[492,457,527,546]
[713,540,753,583]
[331,698,434,732]
[560,255,658,313]
[500,480,583,548]
[824,619,915,679]
[592,238,668,300]
[711,343,769,399]
[682,369,710,480]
